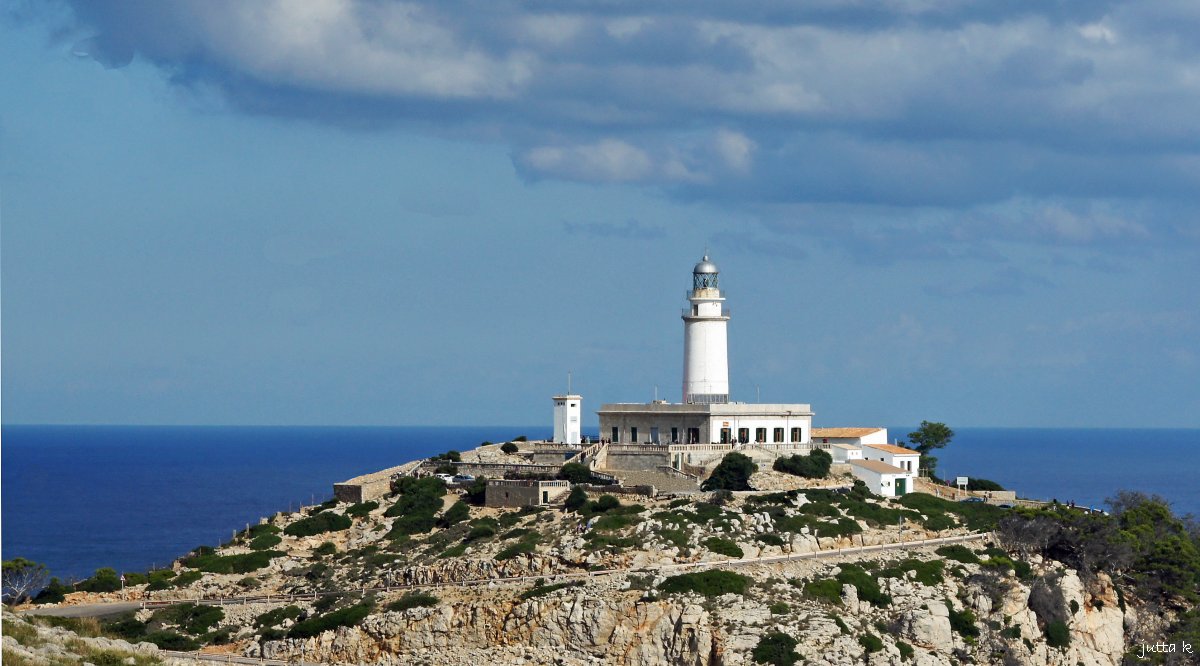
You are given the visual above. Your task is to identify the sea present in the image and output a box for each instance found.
[2,425,1197,582]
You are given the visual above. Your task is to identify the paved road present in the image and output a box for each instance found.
[22,531,988,620]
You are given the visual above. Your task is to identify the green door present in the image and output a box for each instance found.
[896,478,907,495]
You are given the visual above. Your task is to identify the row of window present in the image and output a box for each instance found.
[609,426,804,444]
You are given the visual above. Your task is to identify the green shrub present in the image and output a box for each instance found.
[76,567,121,593]
[769,602,790,615]
[254,605,302,628]
[173,571,203,587]
[464,477,489,506]
[565,486,588,512]
[946,601,979,638]
[520,581,583,600]
[1044,620,1070,648]
[923,513,957,531]
[32,577,71,604]
[966,478,1006,491]
[659,528,690,549]
[751,631,799,666]
[181,550,283,574]
[558,462,594,484]
[142,631,199,651]
[289,602,374,639]
[502,528,534,540]
[152,602,224,634]
[495,536,539,560]
[466,524,497,542]
[312,542,337,558]
[878,558,944,586]
[431,450,462,462]
[859,632,884,653]
[1001,626,1021,639]
[501,442,519,454]
[439,544,467,558]
[798,502,841,518]
[772,449,832,479]
[121,572,147,586]
[388,513,438,538]
[345,501,379,519]
[801,578,843,604]
[935,545,981,564]
[386,478,447,517]
[836,564,890,607]
[284,512,353,537]
[438,501,471,527]
[701,452,757,491]
[755,533,785,547]
[591,513,639,531]
[247,524,281,537]
[704,538,744,558]
[659,570,751,598]
[897,640,914,660]
[249,534,283,551]
[387,592,439,611]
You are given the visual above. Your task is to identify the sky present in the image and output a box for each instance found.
[1,1,1198,428]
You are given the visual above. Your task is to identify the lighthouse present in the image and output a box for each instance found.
[682,255,730,404]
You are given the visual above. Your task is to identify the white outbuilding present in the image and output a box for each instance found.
[830,443,863,464]
[848,459,915,497]
[811,427,888,446]
[861,443,921,475]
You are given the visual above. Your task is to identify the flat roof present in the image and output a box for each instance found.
[849,459,909,475]
[864,443,920,456]
[830,443,861,450]
[811,427,884,438]
[598,402,813,416]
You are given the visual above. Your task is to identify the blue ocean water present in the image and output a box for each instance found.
[2,425,1197,582]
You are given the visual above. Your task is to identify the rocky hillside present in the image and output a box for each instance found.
[15,445,1196,665]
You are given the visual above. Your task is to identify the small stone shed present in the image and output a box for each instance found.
[485,479,571,508]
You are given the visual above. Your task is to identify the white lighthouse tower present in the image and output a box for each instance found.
[682,256,730,404]
[552,374,582,444]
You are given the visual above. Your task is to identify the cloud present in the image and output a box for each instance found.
[562,219,666,240]
[23,0,1200,257]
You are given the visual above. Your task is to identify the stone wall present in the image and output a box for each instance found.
[602,451,671,471]
[332,461,421,503]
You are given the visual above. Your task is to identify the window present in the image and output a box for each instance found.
[720,428,731,444]
[630,427,638,442]
[689,427,701,444]
[773,428,784,443]
[650,427,659,443]
[791,427,802,442]
[671,427,679,443]
[611,426,618,442]
[738,428,749,444]
[570,403,576,407]
[755,428,766,443]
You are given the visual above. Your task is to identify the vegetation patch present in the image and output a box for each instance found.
[836,564,891,607]
[289,601,374,639]
[284,511,353,537]
[255,605,302,628]
[495,535,540,560]
[181,550,284,574]
[800,578,843,604]
[772,449,832,479]
[437,501,471,527]
[249,533,283,551]
[701,452,757,491]
[520,581,584,600]
[945,600,980,639]
[387,592,439,611]
[173,570,203,587]
[878,558,945,586]
[345,501,379,519]
[859,632,884,653]
[935,544,981,564]
[703,537,744,558]
[751,631,800,666]
[152,602,224,634]
[659,570,751,598]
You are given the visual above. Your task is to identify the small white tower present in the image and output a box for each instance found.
[552,375,582,444]
[682,255,730,404]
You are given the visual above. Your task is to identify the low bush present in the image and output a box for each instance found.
[249,534,282,551]
[564,486,589,512]
[946,601,980,638]
[966,478,1006,491]
[936,545,981,565]
[247,524,281,537]
[254,605,302,628]
[387,592,439,611]
[438,501,471,527]
[755,533,785,547]
[751,631,800,666]
[495,535,539,561]
[700,452,757,492]
[173,571,203,587]
[289,601,374,639]
[181,550,284,574]
[312,542,337,558]
[878,558,944,586]
[1044,620,1070,648]
[439,544,467,558]
[466,524,497,542]
[388,513,438,538]
[772,449,832,479]
[431,450,462,463]
[500,442,519,454]
[284,512,353,538]
[897,640,914,660]
[801,578,843,604]
[769,602,790,615]
[704,537,744,558]
[520,581,583,600]
[859,633,884,653]
[345,501,379,519]
[152,603,224,634]
[798,502,841,518]
[76,568,121,593]
[32,577,72,604]
[142,631,199,651]
[836,564,890,607]
[658,570,750,598]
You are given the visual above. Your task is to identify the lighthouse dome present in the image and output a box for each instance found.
[693,255,718,274]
